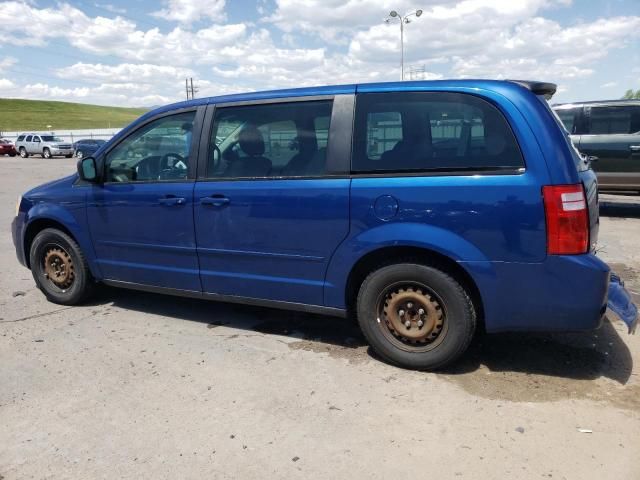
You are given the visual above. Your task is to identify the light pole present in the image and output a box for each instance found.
[385,9,423,81]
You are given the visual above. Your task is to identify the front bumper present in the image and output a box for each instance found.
[11,214,27,267]
[50,148,74,155]
[608,274,638,334]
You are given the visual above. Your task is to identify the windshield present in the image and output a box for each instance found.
[41,136,64,142]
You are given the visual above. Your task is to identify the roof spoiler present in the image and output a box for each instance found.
[509,80,557,100]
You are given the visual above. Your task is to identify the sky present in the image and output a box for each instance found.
[0,0,638,107]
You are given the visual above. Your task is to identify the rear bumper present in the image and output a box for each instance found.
[608,274,638,333]
[468,254,610,333]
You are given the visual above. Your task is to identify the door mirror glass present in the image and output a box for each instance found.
[78,157,98,182]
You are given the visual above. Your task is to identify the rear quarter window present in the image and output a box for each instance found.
[352,92,524,173]
[542,97,589,172]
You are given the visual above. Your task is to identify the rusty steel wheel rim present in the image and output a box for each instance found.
[377,283,447,352]
[43,246,75,290]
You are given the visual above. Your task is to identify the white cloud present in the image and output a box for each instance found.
[95,3,126,14]
[348,13,640,81]
[151,0,226,24]
[0,78,15,89]
[267,0,571,43]
[0,56,17,68]
[601,81,618,88]
[56,63,194,83]
[0,0,637,106]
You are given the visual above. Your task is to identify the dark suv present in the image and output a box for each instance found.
[11,80,638,370]
[553,100,640,192]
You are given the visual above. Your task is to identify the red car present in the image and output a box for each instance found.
[0,139,17,157]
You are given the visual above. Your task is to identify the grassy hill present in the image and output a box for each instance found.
[0,98,149,132]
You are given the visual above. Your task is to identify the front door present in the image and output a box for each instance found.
[30,135,41,155]
[193,97,352,306]
[87,109,202,291]
[579,104,640,189]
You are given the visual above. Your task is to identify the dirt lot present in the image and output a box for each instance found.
[1,157,639,479]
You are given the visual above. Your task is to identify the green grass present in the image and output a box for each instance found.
[0,98,149,132]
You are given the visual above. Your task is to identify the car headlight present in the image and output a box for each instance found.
[15,195,21,217]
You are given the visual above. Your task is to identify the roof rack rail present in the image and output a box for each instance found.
[508,80,557,99]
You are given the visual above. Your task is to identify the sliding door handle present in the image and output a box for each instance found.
[201,195,230,207]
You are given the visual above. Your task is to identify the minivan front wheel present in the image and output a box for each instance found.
[357,263,476,370]
[42,148,51,159]
[29,228,93,305]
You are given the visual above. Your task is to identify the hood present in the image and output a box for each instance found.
[24,173,78,199]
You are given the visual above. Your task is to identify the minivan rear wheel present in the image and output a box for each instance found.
[357,263,476,370]
[19,147,28,158]
[30,228,94,305]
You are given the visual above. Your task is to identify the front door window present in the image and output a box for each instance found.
[105,112,195,183]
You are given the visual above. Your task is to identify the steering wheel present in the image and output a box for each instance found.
[158,152,187,180]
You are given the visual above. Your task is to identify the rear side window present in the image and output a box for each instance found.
[207,100,333,178]
[25,135,32,142]
[17,135,25,142]
[587,106,640,134]
[352,92,524,173]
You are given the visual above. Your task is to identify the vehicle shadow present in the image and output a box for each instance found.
[600,195,640,219]
[443,318,633,385]
[93,286,366,350]
[92,287,632,385]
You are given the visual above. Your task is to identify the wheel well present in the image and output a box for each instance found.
[23,219,75,269]
[345,246,485,329]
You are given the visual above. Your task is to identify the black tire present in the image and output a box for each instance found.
[29,228,94,305]
[65,154,73,158]
[357,263,476,370]
[76,150,83,159]
[19,147,28,158]
[43,148,51,159]
[9,152,16,157]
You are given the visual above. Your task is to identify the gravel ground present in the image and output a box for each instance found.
[1,156,639,479]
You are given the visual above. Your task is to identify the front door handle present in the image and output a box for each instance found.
[158,195,186,206]
[630,145,640,152]
[201,195,230,207]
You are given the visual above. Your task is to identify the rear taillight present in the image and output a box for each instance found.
[543,184,589,255]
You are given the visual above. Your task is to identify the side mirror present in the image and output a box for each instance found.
[77,157,98,183]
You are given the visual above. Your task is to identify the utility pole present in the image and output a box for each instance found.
[185,77,199,100]
[191,78,198,99]
[385,9,423,81]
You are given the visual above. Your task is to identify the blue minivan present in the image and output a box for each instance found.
[11,80,638,370]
